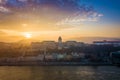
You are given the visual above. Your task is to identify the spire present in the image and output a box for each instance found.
[58,36,62,50]
[58,36,62,42]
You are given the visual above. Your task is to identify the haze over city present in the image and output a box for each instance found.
[0,0,120,43]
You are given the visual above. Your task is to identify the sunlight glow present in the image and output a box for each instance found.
[24,33,32,38]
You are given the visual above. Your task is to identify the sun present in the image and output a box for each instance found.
[24,33,32,38]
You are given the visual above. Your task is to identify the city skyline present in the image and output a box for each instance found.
[0,0,120,42]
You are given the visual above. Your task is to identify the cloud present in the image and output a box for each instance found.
[0,0,100,15]
[0,30,7,35]
[0,29,21,36]
[0,0,7,4]
[0,0,103,29]
[18,0,27,2]
[56,11,103,26]
[0,0,89,11]
[0,6,11,13]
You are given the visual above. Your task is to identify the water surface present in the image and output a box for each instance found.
[0,66,120,80]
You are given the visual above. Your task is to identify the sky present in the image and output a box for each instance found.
[0,0,120,42]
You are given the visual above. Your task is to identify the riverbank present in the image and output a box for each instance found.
[0,62,115,66]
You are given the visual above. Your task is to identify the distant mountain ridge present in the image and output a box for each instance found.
[70,37,120,43]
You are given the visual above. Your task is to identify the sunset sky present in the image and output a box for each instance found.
[0,0,120,42]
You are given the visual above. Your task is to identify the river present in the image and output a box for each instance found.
[0,66,120,80]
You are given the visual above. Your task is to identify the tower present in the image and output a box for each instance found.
[58,36,62,50]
